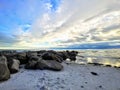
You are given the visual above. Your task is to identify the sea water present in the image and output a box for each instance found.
[76,49,120,67]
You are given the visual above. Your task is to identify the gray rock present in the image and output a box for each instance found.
[25,60,38,69]
[16,52,28,64]
[25,56,63,71]
[91,72,98,76]
[25,56,40,69]
[27,51,38,57]
[41,52,63,63]
[8,59,20,74]
[36,60,63,71]
[0,56,10,81]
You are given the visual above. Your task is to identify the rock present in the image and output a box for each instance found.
[25,56,40,69]
[41,52,63,63]
[37,50,46,54]
[40,86,49,90]
[26,50,78,63]
[114,66,117,68]
[91,72,98,76]
[27,51,38,57]
[99,85,102,88]
[0,56,10,81]
[105,65,112,67]
[41,52,53,60]
[25,56,63,71]
[25,60,38,69]
[37,50,47,57]
[81,86,84,88]
[57,51,78,61]
[16,52,28,64]
[8,59,20,74]
[57,51,70,60]
[5,54,17,61]
[66,51,78,61]
[88,63,103,66]
[36,60,63,71]
[29,55,40,61]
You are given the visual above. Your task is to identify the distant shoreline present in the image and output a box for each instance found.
[0,48,120,51]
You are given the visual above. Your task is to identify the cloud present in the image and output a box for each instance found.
[102,24,120,32]
[68,40,120,49]
[0,32,17,43]
[0,0,120,49]
[34,10,120,47]
[21,0,120,48]
[0,31,20,48]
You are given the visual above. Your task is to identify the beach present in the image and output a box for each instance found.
[0,62,120,90]
[0,0,120,89]
[0,49,120,90]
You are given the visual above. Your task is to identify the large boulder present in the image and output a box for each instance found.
[16,52,28,64]
[4,52,27,65]
[8,59,20,74]
[26,51,38,60]
[25,56,39,69]
[5,53,17,61]
[57,51,70,60]
[0,56,10,81]
[37,50,46,54]
[36,60,63,71]
[25,56,63,71]
[41,52,63,63]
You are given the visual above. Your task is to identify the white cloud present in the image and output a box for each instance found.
[12,0,120,48]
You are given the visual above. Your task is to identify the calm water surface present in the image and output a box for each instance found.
[76,49,120,67]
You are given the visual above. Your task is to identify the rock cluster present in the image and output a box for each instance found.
[0,50,78,81]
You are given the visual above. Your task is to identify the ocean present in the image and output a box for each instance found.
[76,49,120,67]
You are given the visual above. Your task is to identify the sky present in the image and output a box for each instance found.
[0,0,120,49]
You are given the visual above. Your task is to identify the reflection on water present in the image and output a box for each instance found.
[76,49,120,67]
[87,57,93,63]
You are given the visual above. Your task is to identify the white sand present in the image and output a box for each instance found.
[0,62,120,90]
